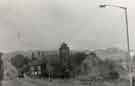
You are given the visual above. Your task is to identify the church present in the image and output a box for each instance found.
[59,42,70,65]
[28,42,70,78]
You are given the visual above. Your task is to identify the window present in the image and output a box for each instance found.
[38,66,41,71]
[31,66,34,71]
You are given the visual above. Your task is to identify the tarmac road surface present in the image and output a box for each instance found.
[1,78,51,86]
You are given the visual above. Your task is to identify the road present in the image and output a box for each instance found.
[1,78,82,86]
[1,78,54,86]
[0,78,130,86]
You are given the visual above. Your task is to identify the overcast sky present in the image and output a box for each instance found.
[0,0,134,52]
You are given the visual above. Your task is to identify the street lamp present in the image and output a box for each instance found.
[99,5,129,51]
[99,4,132,86]
[99,4,127,9]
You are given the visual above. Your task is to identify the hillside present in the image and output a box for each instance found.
[94,48,129,62]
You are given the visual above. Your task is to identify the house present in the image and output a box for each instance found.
[29,59,47,78]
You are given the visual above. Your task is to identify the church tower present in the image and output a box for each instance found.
[59,42,70,64]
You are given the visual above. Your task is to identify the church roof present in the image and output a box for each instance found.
[60,42,69,49]
[29,60,43,66]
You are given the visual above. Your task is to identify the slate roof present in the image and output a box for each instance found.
[29,59,45,66]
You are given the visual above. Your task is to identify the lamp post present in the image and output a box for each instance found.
[99,4,132,86]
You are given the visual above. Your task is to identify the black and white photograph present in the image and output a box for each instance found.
[0,0,134,86]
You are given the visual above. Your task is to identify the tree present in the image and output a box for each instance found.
[71,52,87,65]
[69,52,87,78]
[11,54,30,73]
[98,59,120,80]
[80,52,120,81]
[0,53,3,80]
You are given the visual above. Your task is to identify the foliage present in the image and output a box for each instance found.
[42,52,87,79]
[68,52,87,77]
[100,59,120,80]
[81,52,120,80]
[0,55,3,80]
[70,52,87,65]
[11,54,30,73]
